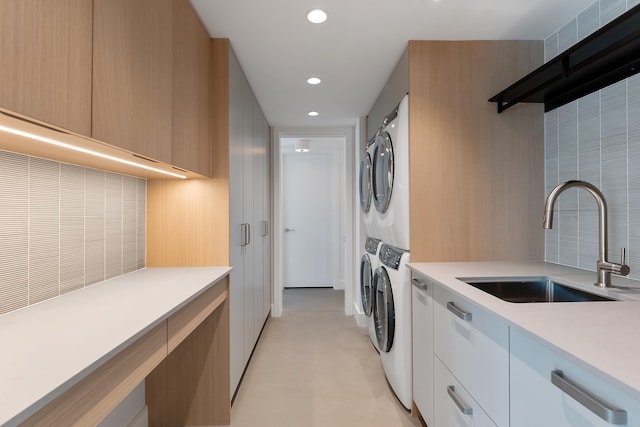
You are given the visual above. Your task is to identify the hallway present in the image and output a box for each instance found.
[229,288,423,427]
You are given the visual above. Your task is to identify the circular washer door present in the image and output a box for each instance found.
[359,152,372,214]
[373,266,395,352]
[360,254,374,316]
[372,131,394,214]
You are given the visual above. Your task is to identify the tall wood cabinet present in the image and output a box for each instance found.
[0,0,92,135]
[147,38,271,397]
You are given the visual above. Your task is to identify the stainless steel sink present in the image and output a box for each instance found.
[462,278,616,303]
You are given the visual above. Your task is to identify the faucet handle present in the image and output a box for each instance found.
[618,247,631,276]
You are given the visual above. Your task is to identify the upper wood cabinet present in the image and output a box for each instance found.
[93,0,213,176]
[0,0,92,135]
[172,0,213,177]
[92,0,174,164]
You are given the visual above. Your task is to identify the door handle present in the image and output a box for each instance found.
[284,228,295,232]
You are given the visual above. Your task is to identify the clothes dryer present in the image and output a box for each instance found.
[373,243,411,409]
[359,137,380,239]
[360,236,381,352]
[371,94,409,250]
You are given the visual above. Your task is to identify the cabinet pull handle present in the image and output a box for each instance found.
[411,278,428,291]
[240,223,251,246]
[551,370,627,425]
[240,224,247,246]
[261,220,269,237]
[447,301,472,321]
[447,386,473,415]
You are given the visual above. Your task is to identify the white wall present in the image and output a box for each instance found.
[544,0,640,280]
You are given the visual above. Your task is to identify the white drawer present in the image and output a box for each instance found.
[511,328,640,427]
[434,356,497,427]
[411,272,434,426]
[433,284,509,427]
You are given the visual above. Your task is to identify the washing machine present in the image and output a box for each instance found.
[371,94,409,251]
[359,136,380,239]
[373,243,411,409]
[360,236,381,352]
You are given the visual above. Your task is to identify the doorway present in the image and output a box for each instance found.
[272,131,355,317]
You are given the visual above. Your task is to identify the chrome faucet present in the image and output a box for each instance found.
[543,180,630,288]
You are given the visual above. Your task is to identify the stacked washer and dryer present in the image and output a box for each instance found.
[358,94,412,410]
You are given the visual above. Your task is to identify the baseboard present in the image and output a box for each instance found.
[353,302,367,328]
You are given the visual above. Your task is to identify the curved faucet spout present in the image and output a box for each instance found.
[543,180,629,287]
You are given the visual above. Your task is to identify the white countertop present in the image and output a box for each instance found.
[0,266,231,427]
[408,261,640,400]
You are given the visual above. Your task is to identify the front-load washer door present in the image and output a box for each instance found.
[372,131,394,214]
[373,266,395,352]
[359,152,372,214]
[360,254,374,317]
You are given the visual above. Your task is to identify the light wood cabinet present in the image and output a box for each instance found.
[92,0,173,164]
[408,41,544,262]
[0,0,92,135]
[172,0,213,177]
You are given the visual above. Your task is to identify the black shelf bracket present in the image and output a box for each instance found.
[489,4,640,113]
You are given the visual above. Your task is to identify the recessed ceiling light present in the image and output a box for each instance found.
[307,9,327,24]
[308,111,319,117]
[307,77,321,85]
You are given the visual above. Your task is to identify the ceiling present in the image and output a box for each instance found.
[191,0,594,129]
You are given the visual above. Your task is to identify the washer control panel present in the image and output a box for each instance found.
[365,237,381,255]
[379,244,406,270]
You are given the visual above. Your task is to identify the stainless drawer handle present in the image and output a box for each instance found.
[447,301,472,321]
[447,386,473,415]
[411,278,428,291]
[551,370,627,425]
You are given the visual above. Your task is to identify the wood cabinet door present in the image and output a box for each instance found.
[0,0,92,135]
[92,0,173,164]
[172,0,213,177]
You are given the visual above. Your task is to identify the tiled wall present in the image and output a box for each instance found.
[0,150,146,314]
[544,0,640,280]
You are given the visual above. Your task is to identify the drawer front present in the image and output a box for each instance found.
[433,284,509,427]
[511,328,640,427]
[434,356,498,427]
[411,272,434,426]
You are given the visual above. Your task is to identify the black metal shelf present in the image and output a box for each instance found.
[489,4,640,113]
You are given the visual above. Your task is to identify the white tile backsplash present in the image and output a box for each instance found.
[544,0,640,279]
[0,150,146,314]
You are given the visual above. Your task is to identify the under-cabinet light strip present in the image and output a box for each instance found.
[0,125,187,179]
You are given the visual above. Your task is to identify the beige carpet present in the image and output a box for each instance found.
[230,288,423,427]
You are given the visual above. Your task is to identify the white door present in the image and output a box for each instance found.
[282,152,335,287]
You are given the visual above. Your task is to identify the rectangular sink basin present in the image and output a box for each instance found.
[462,278,616,303]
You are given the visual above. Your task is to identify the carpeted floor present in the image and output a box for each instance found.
[229,288,423,427]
